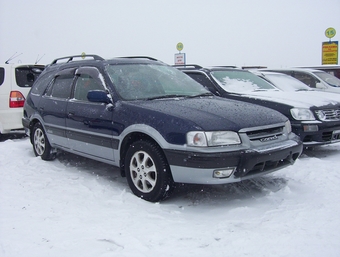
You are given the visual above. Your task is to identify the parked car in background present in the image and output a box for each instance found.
[23,55,303,202]
[175,65,340,147]
[296,65,340,79]
[0,63,44,136]
[253,70,340,103]
[261,68,340,94]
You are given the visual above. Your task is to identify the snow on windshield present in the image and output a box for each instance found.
[264,73,312,92]
[211,70,277,93]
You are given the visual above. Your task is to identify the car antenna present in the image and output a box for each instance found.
[5,52,23,64]
[35,54,45,64]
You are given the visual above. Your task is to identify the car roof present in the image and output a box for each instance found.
[43,55,165,73]
[174,64,245,72]
[260,67,324,73]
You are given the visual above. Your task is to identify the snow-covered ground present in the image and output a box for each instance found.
[1,136,340,257]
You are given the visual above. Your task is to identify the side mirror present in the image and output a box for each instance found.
[316,82,327,89]
[87,90,111,104]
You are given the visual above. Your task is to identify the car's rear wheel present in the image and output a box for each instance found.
[125,139,175,202]
[32,122,56,160]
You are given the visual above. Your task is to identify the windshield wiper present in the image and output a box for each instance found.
[253,89,273,92]
[146,94,187,100]
[186,92,214,98]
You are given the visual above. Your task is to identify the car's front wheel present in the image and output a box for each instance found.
[125,139,175,202]
[32,122,56,160]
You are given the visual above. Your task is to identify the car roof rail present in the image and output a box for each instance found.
[172,64,203,69]
[211,65,238,68]
[117,56,159,61]
[242,66,267,69]
[50,54,104,65]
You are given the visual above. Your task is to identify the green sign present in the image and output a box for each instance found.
[176,42,184,52]
[325,27,336,39]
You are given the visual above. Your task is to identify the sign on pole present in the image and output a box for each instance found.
[322,28,338,64]
[174,53,186,65]
[176,42,184,52]
[325,27,336,40]
[322,41,338,65]
[174,42,186,65]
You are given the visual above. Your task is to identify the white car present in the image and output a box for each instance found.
[0,63,44,136]
[261,68,340,94]
[254,70,340,103]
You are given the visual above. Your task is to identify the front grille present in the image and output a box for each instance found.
[316,109,340,121]
[322,131,333,141]
[246,126,284,141]
[234,151,300,178]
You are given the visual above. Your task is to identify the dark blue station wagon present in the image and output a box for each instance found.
[22,55,303,202]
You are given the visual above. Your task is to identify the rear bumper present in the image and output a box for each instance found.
[0,109,24,134]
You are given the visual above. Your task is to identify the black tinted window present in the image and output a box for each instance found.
[30,71,55,95]
[74,73,104,101]
[293,72,317,88]
[15,66,44,88]
[0,68,4,86]
[46,75,74,99]
[186,72,216,92]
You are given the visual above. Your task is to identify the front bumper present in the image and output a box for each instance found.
[164,138,302,184]
[292,121,340,146]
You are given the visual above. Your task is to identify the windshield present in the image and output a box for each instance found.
[263,73,312,92]
[314,71,340,87]
[106,64,210,100]
[211,70,278,93]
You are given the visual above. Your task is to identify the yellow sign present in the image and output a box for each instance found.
[176,42,184,52]
[325,27,336,39]
[322,41,338,65]
[81,52,86,59]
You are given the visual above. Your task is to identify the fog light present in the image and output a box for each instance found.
[213,168,236,178]
[303,125,318,132]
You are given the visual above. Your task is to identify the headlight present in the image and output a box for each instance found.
[285,120,292,134]
[187,131,241,147]
[290,108,315,120]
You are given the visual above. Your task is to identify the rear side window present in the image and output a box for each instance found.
[30,71,55,95]
[293,72,317,88]
[0,68,4,86]
[15,66,44,88]
[186,72,216,92]
[46,75,74,99]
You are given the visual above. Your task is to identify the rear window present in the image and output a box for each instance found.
[15,66,44,88]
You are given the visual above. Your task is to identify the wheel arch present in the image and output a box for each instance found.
[28,118,42,144]
[119,132,164,177]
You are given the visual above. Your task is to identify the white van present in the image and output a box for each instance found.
[0,63,44,135]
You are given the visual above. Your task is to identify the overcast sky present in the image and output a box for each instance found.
[1,0,339,67]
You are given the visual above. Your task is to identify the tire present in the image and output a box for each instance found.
[32,122,56,160]
[125,139,175,202]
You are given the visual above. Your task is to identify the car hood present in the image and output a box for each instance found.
[240,91,340,108]
[123,96,287,131]
[294,91,340,103]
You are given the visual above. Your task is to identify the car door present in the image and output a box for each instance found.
[66,66,116,163]
[38,68,75,148]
